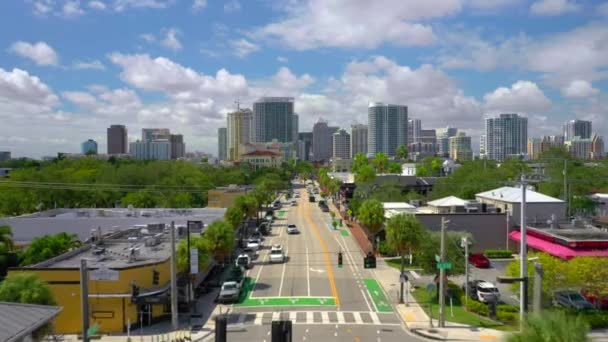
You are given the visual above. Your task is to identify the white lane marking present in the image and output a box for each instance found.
[336,311,345,324]
[353,312,363,324]
[272,312,280,321]
[306,243,311,296]
[370,312,381,325]
[306,312,313,324]
[254,313,264,325]
[278,247,288,296]
[309,268,325,273]
[335,234,373,312]
[290,311,297,321]
[321,311,329,323]
[409,270,421,280]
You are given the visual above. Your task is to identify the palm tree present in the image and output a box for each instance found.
[0,225,14,251]
[508,311,589,342]
[201,220,236,263]
[385,214,427,303]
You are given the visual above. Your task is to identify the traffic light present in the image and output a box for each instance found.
[364,252,376,269]
[338,252,343,268]
[271,320,292,342]
[152,270,159,285]
[131,284,139,304]
[215,315,227,342]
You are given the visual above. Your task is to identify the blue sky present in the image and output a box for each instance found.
[0,0,607,157]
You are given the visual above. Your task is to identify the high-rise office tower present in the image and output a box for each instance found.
[591,134,605,160]
[169,134,185,159]
[332,129,351,160]
[564,119,592,140]
[485,113,528,161]
[292,114,299,143]
[449,132,472,161]
[436,127,458,158]
[297,132,313,161]
[350,124,368,158]
[253,97,295,143]
[218,127,228,161]
[527,138,543,160]
[480,134,486,158]
[408,119,422,144]
[107,124,128,155]
[130,140,171,160]
[0,151,10,161]
[312,118,339,161]
[367,102,408,157]
[81,139,98,154]
[142,128,170,142]
[227,109,253,160]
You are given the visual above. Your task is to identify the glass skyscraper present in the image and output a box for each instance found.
[367,102,408,157]
[485,113,528,161]
[253,97,297,143]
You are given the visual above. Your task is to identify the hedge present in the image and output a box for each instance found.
[484,249,513,258]
[461,294,489,316]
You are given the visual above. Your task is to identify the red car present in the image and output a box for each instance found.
[582,290,608,310]
[469,253,491,268]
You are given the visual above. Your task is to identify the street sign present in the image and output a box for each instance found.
[399,273,409,283]
[436,262,452,270]
[435,254,441,263]
[87,323,98,337]
[89,265,119,281]
[190,249,199,274]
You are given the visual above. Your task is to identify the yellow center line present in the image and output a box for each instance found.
[303,197,340,306]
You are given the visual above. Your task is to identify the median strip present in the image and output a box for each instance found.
[363,278,392,313]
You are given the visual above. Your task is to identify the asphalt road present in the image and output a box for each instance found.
[221,181,424,342]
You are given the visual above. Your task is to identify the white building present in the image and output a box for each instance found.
[401,163,417,176]
[476,186,566,223]
[565,137,593,159]
[332,129,351,160]
[408,118,421,144]
[129,140,171,160]
[368,102,408,157]
[485,114,528,161]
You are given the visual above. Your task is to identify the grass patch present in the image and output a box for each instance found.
[411,288,518,331]
[385,258,420,271]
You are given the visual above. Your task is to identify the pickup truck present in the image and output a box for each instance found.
[217,267,245,303]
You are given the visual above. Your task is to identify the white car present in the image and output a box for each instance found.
[269,245,285,263]
[287,224,299,234]
[246,238,262,251]
[472,281,500,303]
[235,253,252,269]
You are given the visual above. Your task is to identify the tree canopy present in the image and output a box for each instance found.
[0,273,55,305]
[358,199,385,244]
[396,145,409,161]
[19,232,81,266]
[385,214,427,257]
[201,220,236,261]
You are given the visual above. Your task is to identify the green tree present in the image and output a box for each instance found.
[508,311,589,342]
[352,153,369,174]
[0,225,14,251]
[0,273,56,340]
[224,206,244,230]
[373,153,389,173]
[20,233,82,266]
[355,164,376,184]
[176,236,210,274]
[201,220,236,261]
[358,199,385,251]
[388,162,402,174]
[417,231,467,275]
[235,195,258,222]
[396,145,409,160]
[385,214,427,289]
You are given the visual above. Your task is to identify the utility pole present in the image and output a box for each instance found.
[170,221,178,330]
[563,159,567,202]
[506,212,510,250]
[438,217,447,328]
[462,236,470,309]
[533,262,543,315]
[80,259,89,342]
[520,176,528,328]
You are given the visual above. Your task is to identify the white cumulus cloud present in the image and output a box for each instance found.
[230,39,259,58]
[88,1,106,10]
[9,41,59,66]
[72,60,106,70]
[561,80,599,98]
[161,28,182,51]
[192,0,206,12]
[484,80,551,113]
[62,0,85,17]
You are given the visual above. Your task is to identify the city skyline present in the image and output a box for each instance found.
[0,1,607,158]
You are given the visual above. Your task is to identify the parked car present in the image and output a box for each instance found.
[269,244,285,263]
[217,281,241,303]
[258,222,271,236]
[235,253,252,269]
[553,290,595,310]
[242,247,257,260]
[251,230,265,241]
[318,200,327,207]
[287,224,300,234]
[291,200,298,206]
[582,289,608,310]
[247,238,262,251]
[464,280,500,303]
[469,253,491,268]
[309,195,316,202]
[319,204,330,212]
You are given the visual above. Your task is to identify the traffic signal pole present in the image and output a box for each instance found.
[80,259,89,342]
[170,221,178,330]
[438,217,447,328]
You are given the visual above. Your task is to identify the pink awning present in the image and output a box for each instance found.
[509,231,608,260]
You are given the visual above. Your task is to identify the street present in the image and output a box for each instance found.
[213,182,424,341]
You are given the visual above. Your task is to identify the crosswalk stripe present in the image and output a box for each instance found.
[352,312,363,324]
[321,311,329,323]
[306,311,313,324]
[336,311,345,324]
[254,313,264,325]
[369,312,380,325]
[289,312,297,321]
[272,312,280,321]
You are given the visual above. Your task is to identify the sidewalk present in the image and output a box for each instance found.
[373,258,507,341]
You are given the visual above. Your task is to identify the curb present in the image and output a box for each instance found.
[410,328,447,341]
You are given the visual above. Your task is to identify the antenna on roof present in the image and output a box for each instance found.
[234,99,241,111]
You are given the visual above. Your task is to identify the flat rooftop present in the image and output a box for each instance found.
[0,207,226,244]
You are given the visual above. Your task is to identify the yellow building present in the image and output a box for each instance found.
[10,228,175,334]
[207,185,252,208]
